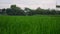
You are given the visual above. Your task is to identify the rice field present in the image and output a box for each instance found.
[0,15,60,34]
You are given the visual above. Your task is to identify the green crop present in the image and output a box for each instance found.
[0,15,60,34]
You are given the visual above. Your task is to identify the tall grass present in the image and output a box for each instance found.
[0,15,60,34]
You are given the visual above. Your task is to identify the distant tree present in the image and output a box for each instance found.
[44,9,51,15]
[6,8,13,15]
[24,7,33,16]
[11,5,16,9]
[2,8,6,15]
[6,5,25,15]
[2,5,60,15]
[50,9,56,15]
[0,9,2,14]
[35,7,43,14]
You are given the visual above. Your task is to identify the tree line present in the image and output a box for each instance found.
[0,5,60,16]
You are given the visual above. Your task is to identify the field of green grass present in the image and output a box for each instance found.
[0,15,60,34]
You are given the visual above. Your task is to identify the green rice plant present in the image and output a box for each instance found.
[0,15,60,34]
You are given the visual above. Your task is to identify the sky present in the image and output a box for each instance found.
[56,0,60,5]
[0,0,59,9]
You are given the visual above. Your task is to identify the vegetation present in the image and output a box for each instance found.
[0,5,60,16]
[0,5,60,34]
[0,15,60,34]
[6,5,25,15]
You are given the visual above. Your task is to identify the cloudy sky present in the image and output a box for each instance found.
[0,0,58,9]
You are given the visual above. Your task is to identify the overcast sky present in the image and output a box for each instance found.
[0,0,59,9]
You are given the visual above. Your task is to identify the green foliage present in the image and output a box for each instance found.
[11,5,16,9]
[1,4,60,16]
[2,8,6,14]
[0,15,60,34]
[6,5,25,15]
